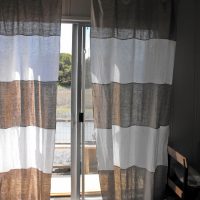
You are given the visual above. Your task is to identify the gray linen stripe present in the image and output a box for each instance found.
[93,82,171,129]
[91,0,176,40]
[0,80,57,129]
[99,165,167,200]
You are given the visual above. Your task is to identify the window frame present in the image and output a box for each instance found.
[51,20,93,200]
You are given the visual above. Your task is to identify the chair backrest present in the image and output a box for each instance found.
[167,146,189,199]
[168,146,188,168]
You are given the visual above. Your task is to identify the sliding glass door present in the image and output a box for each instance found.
[71,24,102,200]
[81,27,101,199]
[51,23,73,198]
[50,23,101,200]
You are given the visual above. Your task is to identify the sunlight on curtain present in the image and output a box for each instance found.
[0,1,62,199]
[91,0,177,199]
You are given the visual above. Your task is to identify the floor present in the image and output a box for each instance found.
[51,198,101,200]
[51,197,177,200]
[50,193,179,200]
[50,175,188,200]
[51,174,101,196]
[51,197,100,200]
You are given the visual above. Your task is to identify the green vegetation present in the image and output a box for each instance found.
[59,53,72,87]
[57,53,93,120]
[58,53,91,88]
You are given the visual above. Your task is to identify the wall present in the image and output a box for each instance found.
[170,0,200,171]
[62,0,90,20]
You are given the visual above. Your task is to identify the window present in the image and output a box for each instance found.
[50,23,102,200]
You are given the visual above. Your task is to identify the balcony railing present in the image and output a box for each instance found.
[53,119,97,174]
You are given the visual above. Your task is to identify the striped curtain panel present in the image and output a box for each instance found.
[0,1,61,199]
[91,0,177,199]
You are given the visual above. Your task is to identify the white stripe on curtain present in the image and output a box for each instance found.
[91,38,176,84]
[96,125,169,172]
[0,126,55,173]
[0,35,60,82]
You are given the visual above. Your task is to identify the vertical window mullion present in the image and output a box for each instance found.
[71,23,82,200]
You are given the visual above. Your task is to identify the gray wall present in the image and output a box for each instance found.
[169,0,200,171]
[62,0,90,20]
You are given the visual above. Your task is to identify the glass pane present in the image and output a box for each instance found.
[83,27,102,199]
[51,23,72,197]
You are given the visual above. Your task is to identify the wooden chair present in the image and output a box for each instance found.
[167,146,200,199]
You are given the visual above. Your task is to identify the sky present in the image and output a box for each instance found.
[60,24,72,54]
[60,24,90,58]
